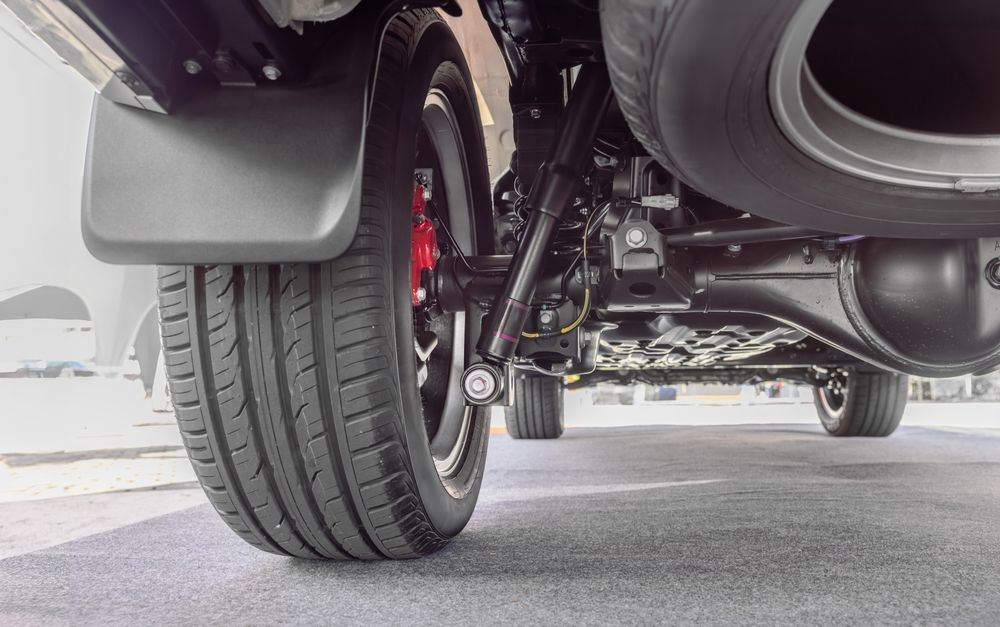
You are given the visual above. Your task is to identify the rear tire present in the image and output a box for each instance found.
[813,369,908,437]
[505,374,564,440]
[158,11,492,560]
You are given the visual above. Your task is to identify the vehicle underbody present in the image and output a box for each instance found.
[9,0,1000,558]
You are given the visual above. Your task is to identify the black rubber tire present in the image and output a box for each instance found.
[813,370,909,437]
[157,11,492,560]
[599,0,1000,238]
[504,374,564,440]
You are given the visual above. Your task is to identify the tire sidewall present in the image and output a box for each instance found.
[813,382,849,436]
[374,15,492,537]
[630,0,1000,237]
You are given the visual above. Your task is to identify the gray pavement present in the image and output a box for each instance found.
[2,423,999,625]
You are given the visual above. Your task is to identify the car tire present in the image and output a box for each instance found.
[813,369,908,437]
[505,374,564,439]
[599,0,1000,238]
[157,10,492,559]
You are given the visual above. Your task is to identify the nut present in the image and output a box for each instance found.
[625,227,647,248]
[986,257,1000,289]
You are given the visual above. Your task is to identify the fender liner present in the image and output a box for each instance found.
[82,3,399,264]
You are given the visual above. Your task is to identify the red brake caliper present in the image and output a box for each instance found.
[411,183,440,306]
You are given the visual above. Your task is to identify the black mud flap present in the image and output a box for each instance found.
[81,4,395,264]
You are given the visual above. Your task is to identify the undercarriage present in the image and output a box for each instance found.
[9,0,1000,559]
[11,0,999,389]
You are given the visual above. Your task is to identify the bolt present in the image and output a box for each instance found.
[727,243,742,254]
[529,108,541,119]
[539,310,555,325]
[182,59,202,75]
[415,287,427,303]
[262,64,282,81]
[115,71,138,88]
[212,52,235,73]
[462,365,499,402]
[625,227,647,248]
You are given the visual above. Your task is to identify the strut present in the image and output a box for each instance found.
[461,63,612,404]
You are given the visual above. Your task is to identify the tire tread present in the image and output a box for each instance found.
[505,376,564,439]
[814,370,908,437]
[158,9,472,560]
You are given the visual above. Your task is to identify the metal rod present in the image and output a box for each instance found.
[661,217,830,247]
[476,63,612,365]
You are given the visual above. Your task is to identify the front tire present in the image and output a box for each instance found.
[813,369,909,437]
[158,11,491,559]
[504,374,565,439]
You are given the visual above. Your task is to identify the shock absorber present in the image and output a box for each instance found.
[461,63,612,405]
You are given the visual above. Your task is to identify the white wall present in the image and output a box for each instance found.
[0,7,155,367]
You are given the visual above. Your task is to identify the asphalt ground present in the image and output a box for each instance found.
[2,416,999,625]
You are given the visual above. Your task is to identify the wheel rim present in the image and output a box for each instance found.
[411,89,480,486]
[771,0,1000,192]
[818,369,848,430]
